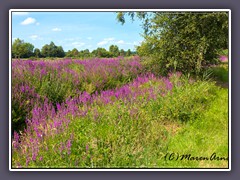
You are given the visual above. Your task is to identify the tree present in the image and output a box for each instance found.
[41,44,51,57]
[56,46,65,57]
[117,12,228,75]
[34,48,41,58]
[83,49,90,57]
[12,38,34,58]
[22,43,34,58]
[12,38,24,58]
[66,50,73,57]
[71,48,79,57]
[79,49,91,58]
[109,45,120,57]
[126,49,132,56]
[41,42,65,58]
[92,47,110,58]
[120,49,125,56]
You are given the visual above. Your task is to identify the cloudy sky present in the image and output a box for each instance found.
[11,11,144,52]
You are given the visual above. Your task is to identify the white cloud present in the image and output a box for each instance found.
[133,41,141,45]
[52,28,62,32]
[97,37,115,46]
[29,35,42,41]
[96,37,142,49]
[71,42,85,47]
[97,40,108,46]
[105,37,115,41]
[116,40,125,44]
[64,38,75,41]
[29,35,38,40]
[13,12,29,16]
[20,17,36,25]
[65,37,81,41]
[87,37,92,40]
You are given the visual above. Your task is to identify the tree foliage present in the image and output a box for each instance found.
[117,12,228,74]
[126,49,132,56]
[12,38,34,58]
[109,45,120,57]
[12,39,133,59]
[34,48,41,58]
[41,41,65,58]
[92,47,111,58]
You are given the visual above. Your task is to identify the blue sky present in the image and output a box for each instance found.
[11,11,144,52]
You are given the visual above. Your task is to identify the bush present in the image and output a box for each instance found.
[119,12,228,75]
[143,74,219,123]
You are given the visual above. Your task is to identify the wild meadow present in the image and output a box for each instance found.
[11,55,228,168]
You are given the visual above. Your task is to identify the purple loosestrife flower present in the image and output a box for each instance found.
[220,55,228,62]
[40,68,47,78]
[26,157,30,167]
[32,153,37,161]
[13,131,20,149]
[36,131,44,139]
[20,85,25,93]
[165,79,173,90]
[56,103,61,111]
[115,91,120,99]
[16,162,22,168]
[66,139,72,155]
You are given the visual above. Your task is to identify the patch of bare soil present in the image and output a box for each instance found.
[216,82,229,89]
[162,120,182,136]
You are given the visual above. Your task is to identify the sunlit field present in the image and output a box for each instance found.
[11,56,228,168]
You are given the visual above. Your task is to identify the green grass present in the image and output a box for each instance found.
[210,64,228,83]
[161,88,228,168]
[218,49,228,57]
[13,75,228,168]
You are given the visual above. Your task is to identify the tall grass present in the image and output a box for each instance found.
[11,55,228,168]
[12,57,143,133]
[160,88,228,168]
[12,73,221,168]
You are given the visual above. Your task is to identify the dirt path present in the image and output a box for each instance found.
[216,81,229,89]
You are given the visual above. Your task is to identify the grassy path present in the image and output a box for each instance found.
[161,87,228,168]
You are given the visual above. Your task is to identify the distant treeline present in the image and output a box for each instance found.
[12,38,136,59]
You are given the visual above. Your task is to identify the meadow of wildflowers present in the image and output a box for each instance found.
[11,56,227,168]
[12,57,142,133]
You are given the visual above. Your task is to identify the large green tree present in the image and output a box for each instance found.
[117,12,228,74]
[34,48,41,58]
[41,44,51,57]
[79,49,91,58]
[92,47,111,58]
[109,45,120,57]
[56,46,65,58]
[71,48,79,57]
[12,38,34,58]
[126,49,132,56]
[120,49,125,56]
[41,41,65,58]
